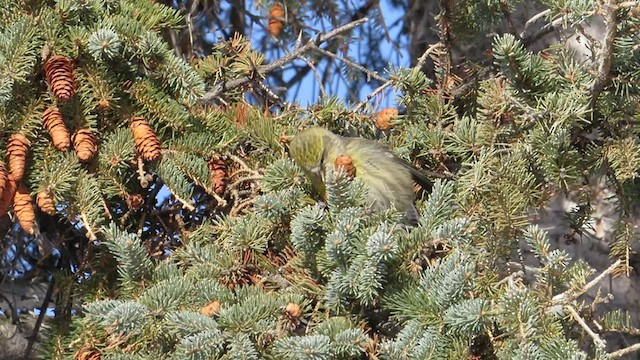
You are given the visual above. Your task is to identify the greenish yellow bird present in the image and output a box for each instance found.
[289,127,432,225]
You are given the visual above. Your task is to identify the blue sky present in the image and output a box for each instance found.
[206,1,411,109]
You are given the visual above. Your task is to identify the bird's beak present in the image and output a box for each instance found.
[310,166,324,182]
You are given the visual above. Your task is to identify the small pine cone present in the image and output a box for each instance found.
[74,346,101,360]
[0,175,17,217]
[42,107,71,151]
[375,108,399,131]
[199,300,221,317]
[268,4,285,37]
[334,155,356,178]
[125,193,144,209]
[6,133,29,182]
[36,190,56,215]
[73,128,98,162]
[233,103,249,128]
[97,98,110,110]
[285,302,302,318]
[130,117,162,161]
[44,55,76,101]
[0,161,7,200]
[208,157,227,195]
[14,183,36,235]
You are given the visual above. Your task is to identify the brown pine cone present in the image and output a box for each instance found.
[44,55,76,101]
[334,155,356,178]
[199,300,221,317]
[42,106,71,151]
[72,128,98,162]
[375,108,399,131]
[208,156,227,195]
[74,346,101,360]
[36,189,56,215]
[14,183,36,234]
[6,133,29,182]
[0,175,17,217]
[130,117,161,161]
[0,161,7,202]
[285,302,302,318]
[268,4,285,37]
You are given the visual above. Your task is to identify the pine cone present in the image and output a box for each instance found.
[74,346,101,360]
[97,98,110,110]
[199,300,221,317]
[6,133,29,182]
[36,189,56,215]
[0,175,17,217]
[73,128,98,162]
[375,108,399,131]
[44,55,76,101]
[125,193,144,209]
[0,161,7,202]
[42,106,71,151]
[208,156,227,195]
[285,302,302,318]
[14,183,36,235]
[268,4,285,37]
[334,155,356,178]
[130,117,161,161]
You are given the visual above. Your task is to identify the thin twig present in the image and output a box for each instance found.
[0,291,19,324]
[298,56,327,98]
[201,18,368,103]
[566,305,606,349]
[312,46,387,82]
[353,43,442,112]
[522,14,568,46]
[520,9,551,38]
[552,259,622,305]
[23,279,55,360]
[609,343,640,358]
[226,153,260,176]
[163,185,196,211]
[618,1,638,8]
[590,0,618,107]
[81,212,97,241]
[228,175,263,190]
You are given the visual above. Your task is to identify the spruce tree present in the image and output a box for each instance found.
[0,0,639,359]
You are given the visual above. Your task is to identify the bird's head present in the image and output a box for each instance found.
[289,127,340,197]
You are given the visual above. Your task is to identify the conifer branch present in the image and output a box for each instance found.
[566,305,606,349]
[552,259,622,305]
[590,0,618,107]
[298,55,327,98]
[81,213,98,241]
[201,18,369,103]
[610,343,640,358]
[311,46,387,83]
[618,1,638,8]
[23,279,54,360]
[521,12,568,46]
[164,185,196,211]
[354,43,442,112]
[137,158,149,188]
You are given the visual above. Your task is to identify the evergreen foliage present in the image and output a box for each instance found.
[0,0,639,359]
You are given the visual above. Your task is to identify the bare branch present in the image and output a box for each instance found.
[201,18,369,103]
[609,343,640,358]
[590,0,619,107]
[353,43,442,112]
[566,305,606,349]
[23,279,55,360]
[552,259,622,305]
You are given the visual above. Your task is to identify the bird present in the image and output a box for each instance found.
[288,127,433,225]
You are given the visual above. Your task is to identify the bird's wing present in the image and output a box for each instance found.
[394,159,433,192]
[344,137,434,191]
